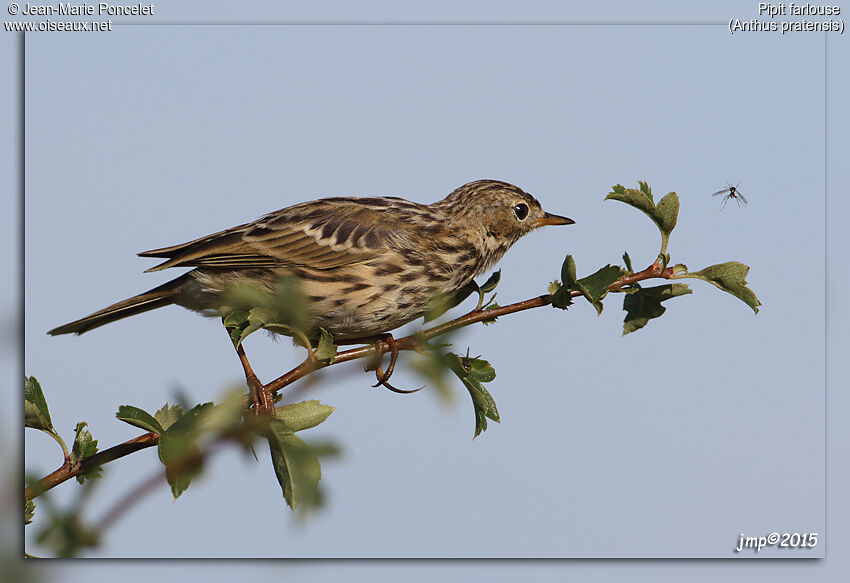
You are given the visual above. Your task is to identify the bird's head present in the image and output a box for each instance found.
[440,179,574,244]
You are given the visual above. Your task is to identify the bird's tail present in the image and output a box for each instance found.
[48,275,189,336]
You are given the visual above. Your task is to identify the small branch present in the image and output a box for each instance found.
[608,262,674,292]
[95,437,226,533]
[26,432,159,500]
[94,465,166,533]
[421,294,553,340]
[263,294,554,394]
[265,261,675,395]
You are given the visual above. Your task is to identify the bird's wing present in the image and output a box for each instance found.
[139,198,405,272]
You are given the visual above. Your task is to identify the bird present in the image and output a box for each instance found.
[49,179,573,339]
[48,179,574,405]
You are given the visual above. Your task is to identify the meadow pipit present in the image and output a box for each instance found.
[49,180,573,406]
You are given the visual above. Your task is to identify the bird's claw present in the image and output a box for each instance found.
[374,378,424,394]
[373,333,399,383]
[247,375,275,417]
[370,333,421,394]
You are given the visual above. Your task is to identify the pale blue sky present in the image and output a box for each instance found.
[5,0,849,579]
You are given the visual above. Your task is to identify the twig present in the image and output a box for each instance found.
[95,437,226,533]
[94,465,166,533]
[264,262,673,394]
[26,433,159,500]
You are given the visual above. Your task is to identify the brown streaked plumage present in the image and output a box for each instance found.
[48,180,574,341]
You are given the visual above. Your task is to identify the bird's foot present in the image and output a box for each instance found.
[224,319,276,417]
[247,373,276,417]
[371,333,422,394]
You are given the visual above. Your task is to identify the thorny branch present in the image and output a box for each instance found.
[26,261,674,500]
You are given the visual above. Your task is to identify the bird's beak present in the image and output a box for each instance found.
[534,212,575,227]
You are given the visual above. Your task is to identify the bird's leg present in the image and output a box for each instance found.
[223,320,274,416]
[234,341,275,415]
[371,333,422,395]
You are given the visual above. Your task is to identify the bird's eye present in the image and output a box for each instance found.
[513,203,529,221]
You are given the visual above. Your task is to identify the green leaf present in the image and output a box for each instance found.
[25,498,35,526]
[446,353,500,438]
[463,356,496,383]
[409,349,456,405]
[228,306,276,347]
[561,254,578,288]
[551,288,573,310]
[576,264,628,314]
[479,270,501,294]
[266,421,323,511]
[274,400,336,433]
[118,402,208,499]
[424,279,479,322]
[606,183,680,254]
[115,405,165,435]
[24,376,69,460]
[547,280,562,295]
[224,310,250,345]
[315,328,338,363]
[168,402,214,434]
[35,510,99,558]
[154,403,184,432]
[622,283,692,335]
[25,376,53,432]
[551,255,577,309]
[226,276,308,332]
[560,256,626,315]
[158,431,202,500]
[302,439,343,460]
[472,270,503,310]
[654,191,680,243]
[606,182,655,215]
[223,310,249,328]
[150,403,213,500]
[465,375,500,423]
[623,252,633,273]
[70,422,100,484]
[681,262,761,314]
[71,422,98,462]
[247,306,276,332]
[480,302,500,326]
[197,389,247,434]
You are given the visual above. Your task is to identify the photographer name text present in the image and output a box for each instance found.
[18,2,153,16]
